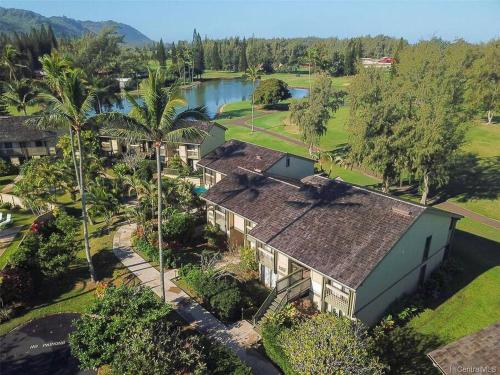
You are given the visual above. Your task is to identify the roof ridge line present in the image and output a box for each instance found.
[311,174,425,209]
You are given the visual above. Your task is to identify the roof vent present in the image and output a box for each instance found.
[256,155,262,160]
[392,206,412,217]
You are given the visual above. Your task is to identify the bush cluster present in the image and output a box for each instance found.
[132,236,175,268]
[254,78,291,106]
[161,209,195,244]
[9,209,80,279]
[69,285,251,374]
[179,264,242,322]
[0,159,18,176]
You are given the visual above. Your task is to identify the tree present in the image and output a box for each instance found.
[87,75,122,113]
[31,69,109,282]
[211,41,222,70]
[466,40,499,124]
[1,44,24,81]
[69,285,173,370]
[280,314,385,375]
[156,38,167,66]
[2,79,37,115]
[253,78,291,107]
[395,41,468,204]
[102,68,208,300]
[246,65,261,132]
[238,39,248,72]
[344,40,357,76]
[290,74,346,155]
[347,67,400,192]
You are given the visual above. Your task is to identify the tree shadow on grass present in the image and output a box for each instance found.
[441,153,500,202]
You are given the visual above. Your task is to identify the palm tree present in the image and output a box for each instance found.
[38,52,81,188]
[1,44,24,81]
[87,76,122,114]
[32,69,104,282]
[246,66,261,132]
[102,68,208,300]
[2,79,38,115]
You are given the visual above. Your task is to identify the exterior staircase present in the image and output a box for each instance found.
[253,268,311,327]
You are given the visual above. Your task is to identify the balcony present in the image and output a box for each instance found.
[324,284,350,313]
[0,147,53,157]
[186,149,199,159]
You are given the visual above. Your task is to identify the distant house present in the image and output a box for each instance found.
[198,140,460,326]
[0,116,58,165]
[99,120,227,170]
[360,57,393,68]
[428,322,500,374]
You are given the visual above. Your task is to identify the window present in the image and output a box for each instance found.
[35,140,43,147]
[422,235,432,262]
[4,142,12,149]
[19,142,27,147]
[285,156,290,167]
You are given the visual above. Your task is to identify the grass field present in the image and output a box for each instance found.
[410,223,500,343]
[203,70,353,89]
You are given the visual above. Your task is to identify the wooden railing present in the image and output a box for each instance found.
[253,268,311,326]
[253,286,277,325]
[324,284,350,313]
[276,268,305,293]
[186,149,199,159]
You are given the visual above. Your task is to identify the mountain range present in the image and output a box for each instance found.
[0,7,153,45]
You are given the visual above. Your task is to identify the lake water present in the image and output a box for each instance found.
[114,79,308,118]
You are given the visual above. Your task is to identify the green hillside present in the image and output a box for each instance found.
[0,7,153,45]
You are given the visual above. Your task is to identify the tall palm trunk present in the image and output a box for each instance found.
[251,81,255,132]
[76,130,96,282]
[155,144,165,301]
[69,127,81,188]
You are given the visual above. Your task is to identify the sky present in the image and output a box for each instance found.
[2,0,499,43]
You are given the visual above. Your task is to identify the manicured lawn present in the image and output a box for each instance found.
[410,224,500,343]
[462,121,500,158]
[202,70,353,89]
[0,218,137,336]
[0,209,37,269]
[7,103,41,116]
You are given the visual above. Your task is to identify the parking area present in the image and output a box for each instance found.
[0,313,95,375]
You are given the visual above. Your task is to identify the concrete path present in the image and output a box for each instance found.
[0,226,22,256]
[437,201,500,229]
[113,224,279,375]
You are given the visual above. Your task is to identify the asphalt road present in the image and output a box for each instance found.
[0,313,95,375]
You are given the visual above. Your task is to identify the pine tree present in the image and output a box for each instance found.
[211,41,222,70]
[238,38,248,72]
[156,38,167,66]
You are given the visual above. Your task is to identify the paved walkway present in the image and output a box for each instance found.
[437,201,500,229]
[113,224,279,375]
[0,226,22,256]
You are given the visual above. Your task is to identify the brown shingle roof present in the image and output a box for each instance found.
[428,322,500,374]
[197,140,285,175]
[0,116,57,142]
[202,170,426,288]
[173,120,226,144]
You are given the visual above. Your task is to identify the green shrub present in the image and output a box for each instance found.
[135,160,155,181]
[0,266,33,304]
[254,78,291,106]
[203,338,252,375]
[261,321,297,375]
[133,236,175,267]
[0,159,17,176]
[162,210,195,244]
[0,306,14,323]
[204,223,224,249]
[209,285,242,321]
[239,246,258,272]
[1,202,12,210]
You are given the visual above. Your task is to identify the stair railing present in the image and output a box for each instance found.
[253,286,277,325]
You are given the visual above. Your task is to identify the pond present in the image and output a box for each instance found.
[113,79,308,118]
